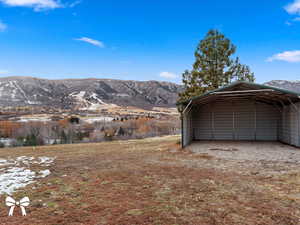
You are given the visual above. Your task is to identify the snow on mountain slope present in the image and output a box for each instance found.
[0,76,183,109]
[265,80,300,93]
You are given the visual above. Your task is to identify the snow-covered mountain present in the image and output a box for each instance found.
[3,77,299,110]
[0,76,183,109]
[264,80,300,93]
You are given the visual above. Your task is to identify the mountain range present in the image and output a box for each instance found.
[0,77,298,110]
[264,80,300,93]
[0,76,183,110]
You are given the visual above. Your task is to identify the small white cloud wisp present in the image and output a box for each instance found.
[293,17,300,21]
[159,71,178,79]
[0,21,7,32]
[285,0,300,14]
[0,0,62,11]
[267,50,300,63]
[69,0,80,7]
[75,37,105,48]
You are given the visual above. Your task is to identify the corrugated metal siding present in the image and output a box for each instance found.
[256,102,279,141]
[290,107,298,146]
[213,101,234,140]
[192,104,212,140]
[279,103,300,147]
[278,107,283,141]
[182,109,193,147]
[192,99,280,141]
[234,101,255,140]
[281,106,290,144]
[296,103,300,147]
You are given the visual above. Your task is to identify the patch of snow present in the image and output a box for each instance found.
[289,80,300,83]
[0,138,14,147]
[0,159,8,164]
[16,156,35,166]
[275,80,287,85]
[36,157,55,166]
[41,87,51,93]
[70,91,92,108]
[11,81,30,102]
[27,100,40,105]
[16,156,34,162]
[38,169,51,178]
[84,117,114,123]
[0,167,36,195]
[112,93,130,97]
[0,156,55,195]
[70,91,119,111]
[0,159,13,167]
[90,93,107,105]
[18,117,51,122]
[70,91,86,101]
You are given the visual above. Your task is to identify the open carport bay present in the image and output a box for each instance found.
[181,82,300,148]
[192,100,280,141]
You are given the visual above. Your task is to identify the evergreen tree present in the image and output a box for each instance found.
[24,134,38,146]
[179,29,255,103]
[60,130,68,144]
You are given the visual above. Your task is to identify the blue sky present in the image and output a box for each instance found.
[0,0,300,84]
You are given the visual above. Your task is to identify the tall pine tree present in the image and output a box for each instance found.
[179,29,255,102]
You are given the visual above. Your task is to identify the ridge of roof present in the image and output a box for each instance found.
[177,81,300,105]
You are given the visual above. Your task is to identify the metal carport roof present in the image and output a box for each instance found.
[177,81,300,108]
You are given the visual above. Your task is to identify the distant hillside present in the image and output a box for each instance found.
[0,76,183,109]
[264,80,300,93]
[3,77,299,110]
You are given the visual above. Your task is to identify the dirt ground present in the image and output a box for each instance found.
[188,141,300,163]
[0,136,299,225]
[185,141,300,176]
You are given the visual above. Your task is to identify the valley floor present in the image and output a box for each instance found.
[0,136,299,224]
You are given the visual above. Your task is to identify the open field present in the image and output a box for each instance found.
[0,136,299,224]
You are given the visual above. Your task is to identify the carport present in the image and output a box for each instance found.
[178,81,300,148]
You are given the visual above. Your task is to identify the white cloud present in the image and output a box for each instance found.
[69,0,80,7]
[0,21,7,32]
[75,37,105,48]
[285,0,300,14]
[267,50,300,63]
[0,0,62,11]
[159,71,178,79]
[285,21,292,26]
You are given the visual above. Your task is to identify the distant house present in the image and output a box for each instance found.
[69,117,80,124]
[178,81,300,148]
[0,138,15,147]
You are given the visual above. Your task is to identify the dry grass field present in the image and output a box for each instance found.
[0,136,299,225]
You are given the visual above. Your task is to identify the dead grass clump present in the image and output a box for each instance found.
[193,153,214,160]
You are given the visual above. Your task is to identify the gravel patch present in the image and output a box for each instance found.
[187,141,300,163]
